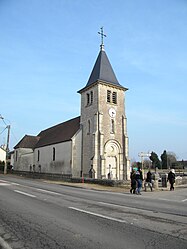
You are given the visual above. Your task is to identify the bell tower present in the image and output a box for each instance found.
[78,29,130,180]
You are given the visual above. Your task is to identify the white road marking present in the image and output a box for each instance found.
[0,183,10,186]
[36,188,62,196]
[0,236,13,249]
[14,190,36,198]
[158,198,174,202]
[11,183,20,186]
[0,180,20,186]
[98,201,134,209]
[69,207,127,223]
[181,199,187,202]
[98,201,149,213]
[158,197,186,203]
[0,180,10,186]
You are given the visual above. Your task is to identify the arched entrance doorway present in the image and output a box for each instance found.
[104,140,121,180]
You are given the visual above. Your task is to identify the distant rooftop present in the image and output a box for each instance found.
[14,135,40,149]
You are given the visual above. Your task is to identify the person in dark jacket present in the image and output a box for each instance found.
[130,169,137,194]
[167,169,175,191]
[135,167,143,195]
[145,170,153,191]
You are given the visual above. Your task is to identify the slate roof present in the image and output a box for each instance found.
[14,116,81,149]
[78,47,127,93]
[14,135,40,149]
[87,49,120,86]
[35,116,80,148]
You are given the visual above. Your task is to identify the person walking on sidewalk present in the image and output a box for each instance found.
[167,169,175,191]
[145,170,153,192]
[135,167,143,195]
[130,169,137,194]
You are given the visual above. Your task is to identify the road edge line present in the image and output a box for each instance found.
[0,236,12,249]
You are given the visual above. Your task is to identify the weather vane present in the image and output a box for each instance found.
[98,27,106,48]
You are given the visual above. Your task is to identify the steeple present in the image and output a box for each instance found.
[86,48,122,88]
[78,28,130,181]
[78,28,127,93]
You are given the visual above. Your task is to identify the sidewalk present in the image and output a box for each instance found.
[43,179,187,193]
[44,180,130,193]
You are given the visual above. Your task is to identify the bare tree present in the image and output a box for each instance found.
[167,152,177,169]
[143,159,152,169]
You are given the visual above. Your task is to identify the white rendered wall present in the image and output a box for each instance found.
[34,141,72,174]
[14,148,33,171]
[0,148,6,162]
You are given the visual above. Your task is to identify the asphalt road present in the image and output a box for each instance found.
[0,175,187,249]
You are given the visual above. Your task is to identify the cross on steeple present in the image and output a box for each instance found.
[98,27,106,50]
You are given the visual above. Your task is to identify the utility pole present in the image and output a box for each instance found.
[4,125,10,174]
[0,115,11,174]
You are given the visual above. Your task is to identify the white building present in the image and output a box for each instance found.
[0,146,6,162]
[14,42,130,180]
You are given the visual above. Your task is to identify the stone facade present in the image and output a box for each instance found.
[80,82,130,180]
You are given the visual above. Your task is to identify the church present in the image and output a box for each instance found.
[14,34,130,180]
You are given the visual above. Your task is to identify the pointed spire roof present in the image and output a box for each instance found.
[78,29,128,93]
[86,46,121,87]
[78,46,126,93]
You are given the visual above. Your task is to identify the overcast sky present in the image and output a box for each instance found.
[0,0,187,161]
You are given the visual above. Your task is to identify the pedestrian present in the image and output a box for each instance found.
[167,169,175,191]
[89,165,95,178]
[130,169,137,194]
[107,171,111,180]
[135,167,143,195]
[145,170,153,191]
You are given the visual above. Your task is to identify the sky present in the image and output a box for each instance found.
[0,0,187,162]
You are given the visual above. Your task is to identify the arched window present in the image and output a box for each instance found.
[37,150,40,162]
[107,90,111,103]
[112,92,117,104]
[53,147,56,161]
[87,93,90,105]
[111,119,115,133]
[15,150,18,161]
[90,91,93,104]
[88,120,91,134]
[107,90,117,104]
[86,91,93,106]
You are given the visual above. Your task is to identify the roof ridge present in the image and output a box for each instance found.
[37,116,80,135]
